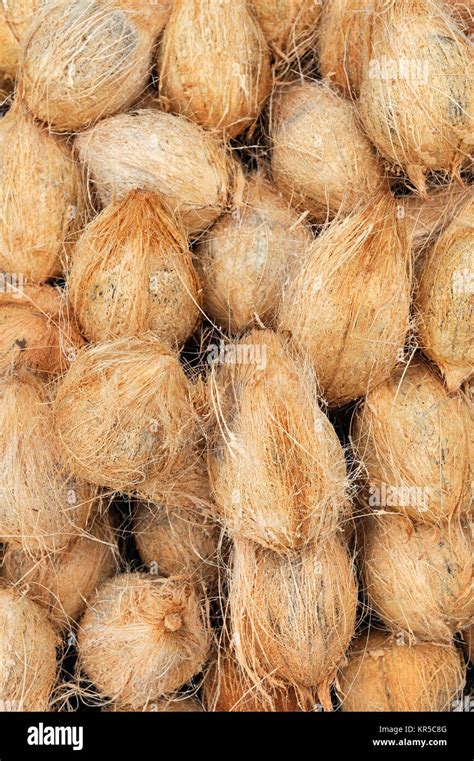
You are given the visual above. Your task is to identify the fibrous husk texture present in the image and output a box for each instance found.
[105,695,203,712]
[402,184,472,260]
[0,0,45,80]
[250,0,322,61]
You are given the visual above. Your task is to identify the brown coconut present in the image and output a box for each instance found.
[270,80,387,223]
[207,330,351,552]
[68,191,201,348]
[53,335,199,492]
[0,374,97,553]
[415,197,473,392]
[361,514,473,641]
[278,191,411,407]
[338,630,465,712]
[18,0,167,132]
[229,537,357,697]
[402,184,472,259]
[158,0,271,138]
[195,171,312,334]
[2,512,118,632]
[0,587,58,711]
[76,109,236,236]
[0,104,87,283]
[78,572,211,709]
[0,284,84,378]
[250,0,322,60]
[105,695,203,712]
[352,359,471,524]
[359,0,473,194]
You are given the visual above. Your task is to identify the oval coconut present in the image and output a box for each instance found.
[78,572,210,709]
[278,191,411,407]
[68,191,201,348]
[0,104,87,282]
[2,512,118,632]
[338,630,465,712]
[0,284,84,378]
[0,374,97,554]
[352,359,471,524]
[402,184,472,259]
[158,0,271,138]
[196,171,312,334]
[270,80,386,223]
[250,0,321,60]
[207,330,351,552]
[53,335,199,492]
[361,513,473,641]
[18,0,166,132]
[359,0,473,194]
[76,109,235,236]
[415,197,473,392]
[230,536,357,695]
[0,587,58,711]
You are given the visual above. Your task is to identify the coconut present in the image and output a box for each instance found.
[229,536,357,699]
[18,0,168,132]
[158,0,271,138]
[77,572,211,709]
[0,104,87,283]
[359,0,473,194]
[0,374,97,553]
[250,0,321,60]
[278,191,411,407]
[270,80,387,223]
[0,0,47,80]
[415,197,473,392]
[0,284,84,379]
[402,184,472,259]
[2,512,118,632]
[195,172,312,334]
[352,359,471,524]
[207,330,351,552]
[105,695,203,712]
[53,335,199,492]
[361,513,473,641]
[68,191,201,348]
[338,630,465,712]
[0,587,59,711]
[76,109,236,236]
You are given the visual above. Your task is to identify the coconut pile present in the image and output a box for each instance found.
[0,0,472,714]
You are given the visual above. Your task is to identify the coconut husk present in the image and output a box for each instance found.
[0,284,84,379]
[415,197,473,392]
[360,513,473,641]
[352,359,471,524]
[338,629,465,712]
[465,624,473,662]
[444,0,474,35]
[195,171,312,334]
[76,109,238,236]
[77,572,211,709]
[359,0,473,194]
[270,80,387,224]
[0,587,59,711]
[250,0,322,64]
[0,103,87,283]
[278,191,411,407]
[104,695,203,712]
[68,191,202,348]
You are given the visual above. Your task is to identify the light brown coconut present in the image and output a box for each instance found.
[195,171,312,334]
[0,104,87,283]
[0,587,59,711]
[207,330,351,552]
[402,184,472,259]
[105,695,203,712]
[68,191,201,348]
[18,0,168,132]
[338,630,465,712]
[76,109,236,236]
[2,512,118,632]
[78,572,211,709]
[0,0,46,80]
[53,335,199,492]
[250,0,322,60]
[278,191,411,407]
[229,536,357,700]
[415,197,473,392]
[361,514,473,641]
[135,451,215,514]
[359,0,473,194]
[270,80,387,223]
[0,374,97,554]
[352,359,471,524]
[0,284,84,378]
[158,0,271,138]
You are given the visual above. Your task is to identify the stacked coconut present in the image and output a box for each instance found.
[0,0,472,714]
